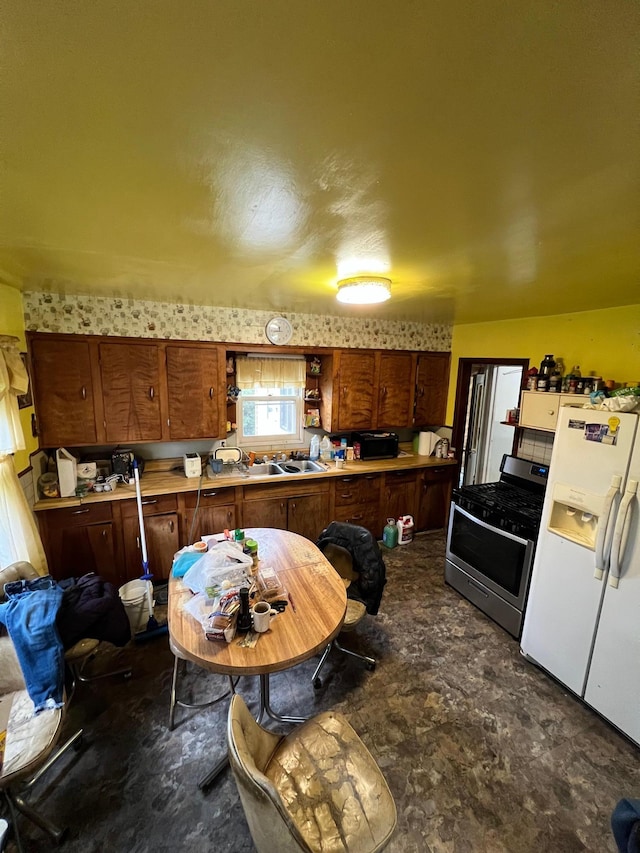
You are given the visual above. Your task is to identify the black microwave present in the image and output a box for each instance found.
[352,431,399,460]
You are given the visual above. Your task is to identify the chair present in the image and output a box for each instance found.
[227,693,397,853]
[168,636,235,732]
[312,522,387,688]
[0,612,81,851]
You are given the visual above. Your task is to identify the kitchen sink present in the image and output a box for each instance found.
[277,460,325,474]
[244,463,284,477]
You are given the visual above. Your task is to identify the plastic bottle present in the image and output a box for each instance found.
[383,518,398,548]
[397,515,415,545]
[309,434,320,461]
[319,435,332,461]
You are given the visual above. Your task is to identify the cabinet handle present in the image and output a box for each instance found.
[547,409,556,415]
[203,491,218,498]
[340,477,354,483]
[72,508,90,515]
[340,493,354,499]
[382,386,387,396]
[209,387,214,399]
[102,529,107,539]
[290,502,296,513]
[227,510,233,522]
[364,475,377,480]
[169,520,174,532]
[81,385,87,400]
[420,386,425,397]
[352,513,363,521]
[342,386,348,397]
[136,536,140,550]
[141,499,158,506]
[149,386,155,400]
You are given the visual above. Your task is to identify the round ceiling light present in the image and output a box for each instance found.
[336,276,392,305]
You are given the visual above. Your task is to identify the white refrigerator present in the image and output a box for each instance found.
[521,404,640,744]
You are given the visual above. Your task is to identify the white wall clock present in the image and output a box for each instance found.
[265,316,293,345]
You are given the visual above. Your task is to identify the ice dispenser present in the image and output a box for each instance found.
[547,481,617,550]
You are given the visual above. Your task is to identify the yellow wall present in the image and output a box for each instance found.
[0,283,36,473]
[447,304,640,423]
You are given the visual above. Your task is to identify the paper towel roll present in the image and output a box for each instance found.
[418,431,438,456]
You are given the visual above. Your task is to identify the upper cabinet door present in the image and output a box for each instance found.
[414,352,450,427]
[30,337,100,447]
[166,345,226,440]
[100,342,163,442]
[335,351,377,431]
[377,353,416,428]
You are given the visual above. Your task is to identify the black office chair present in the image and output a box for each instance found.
[311,522,387,688]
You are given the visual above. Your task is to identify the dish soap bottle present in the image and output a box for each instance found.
[309,434,320,461]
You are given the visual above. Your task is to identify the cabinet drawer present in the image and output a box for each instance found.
[243,480,330,501]
[184,488,236,509]
[120,494,177,518]
[43,502,113,527]
[383,470,417,487]
[422,466,455,484]
[334,503,380,536]
[333,474,381,507]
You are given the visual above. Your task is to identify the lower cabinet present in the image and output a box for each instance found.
[381,470,419,532]
[39,503,121,587]
[242,482,330,542]
[120,495,179,582]
[332,474,382,538]
[416,466,456,531]
[182,487,238,544]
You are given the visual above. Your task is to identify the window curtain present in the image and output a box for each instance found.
[0,337,48,573]
[236,356,305,390]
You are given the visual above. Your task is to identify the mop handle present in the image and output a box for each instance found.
[133,461,148,566]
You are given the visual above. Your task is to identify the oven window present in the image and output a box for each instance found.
[449,510,527,597]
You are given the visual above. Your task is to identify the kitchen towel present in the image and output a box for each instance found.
[418,431,440,456]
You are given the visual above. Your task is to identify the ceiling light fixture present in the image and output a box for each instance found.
[336,276,392,305]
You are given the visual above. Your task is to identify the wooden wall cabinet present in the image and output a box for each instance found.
[167,344,227,440]
[414,352,450,427]
[30,337,102,447]
[99,341,166,443]
[377,353,416,428]
[332,350,377,431]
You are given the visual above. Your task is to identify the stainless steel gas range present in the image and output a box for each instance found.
[445,455,549,638]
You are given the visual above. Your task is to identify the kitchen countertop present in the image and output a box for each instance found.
[33,445,457,512]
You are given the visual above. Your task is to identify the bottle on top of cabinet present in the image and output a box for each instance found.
[537,355,556,391]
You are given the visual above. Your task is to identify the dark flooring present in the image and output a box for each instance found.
[3,531,638,852]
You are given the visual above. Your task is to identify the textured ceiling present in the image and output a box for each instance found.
[1,1,639,325]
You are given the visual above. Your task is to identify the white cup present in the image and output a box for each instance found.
[335,458,345,469]
[252,600,278,633]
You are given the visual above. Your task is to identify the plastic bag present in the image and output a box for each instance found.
[182,541,252,595]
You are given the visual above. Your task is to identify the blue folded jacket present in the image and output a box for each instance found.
[612,798,640,853]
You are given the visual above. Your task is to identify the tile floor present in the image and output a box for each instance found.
[4,531,638,852]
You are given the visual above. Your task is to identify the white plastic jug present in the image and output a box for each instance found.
[309,434,320,461]
[397,515,414,545]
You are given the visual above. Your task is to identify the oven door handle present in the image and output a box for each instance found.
[593,475,622,580]
[451,504,529,546]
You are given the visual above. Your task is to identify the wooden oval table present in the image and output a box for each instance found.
[168,528,347,788]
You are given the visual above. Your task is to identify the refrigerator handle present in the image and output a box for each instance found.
[594,475,622,580]
[609,479,638,588]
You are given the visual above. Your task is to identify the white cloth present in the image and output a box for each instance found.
[0,344,28,455]
[0,454,48,574]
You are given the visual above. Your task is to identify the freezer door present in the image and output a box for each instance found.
[584,441,640,744]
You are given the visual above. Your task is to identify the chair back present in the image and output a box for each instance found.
[227,694,308,853]
[316,522,387,614]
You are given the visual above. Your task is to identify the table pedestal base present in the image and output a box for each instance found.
[197,673,306,790]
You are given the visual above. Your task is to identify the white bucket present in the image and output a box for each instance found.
[396,515,415,545]
[119,580,151,634]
